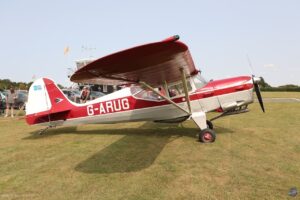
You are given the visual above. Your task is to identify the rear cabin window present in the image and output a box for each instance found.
[131,81,193,101]
[131,86,162,101]
[134,90,162,101]
[130,86,143,95]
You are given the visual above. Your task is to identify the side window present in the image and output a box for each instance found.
[168,81,192,98]
[131,86,163,101]
[134,89,162,101]
[103,85,107,93]
[130,86,142,95]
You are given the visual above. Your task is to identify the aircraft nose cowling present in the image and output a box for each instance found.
[205,76,253,92]
[197,76,254,112]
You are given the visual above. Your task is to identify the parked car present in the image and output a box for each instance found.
[15,91,28,109]
[62,89,105,103]
[2,90,8,98]
[62,89,81,103]
[2,90,28,109]
[89,91,105,100]
[0,92,6,114]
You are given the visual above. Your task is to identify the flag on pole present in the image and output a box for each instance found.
[64,46,70,55]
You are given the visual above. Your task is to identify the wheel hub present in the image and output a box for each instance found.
[203,132,212,141]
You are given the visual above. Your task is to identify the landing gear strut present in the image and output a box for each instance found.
[38,127,50,135]
[206,120,213,130]
[191,112,216,143]
[38,124,56,135]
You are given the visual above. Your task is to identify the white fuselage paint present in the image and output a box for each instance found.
[26,78,52,115]
[47,88,253,127]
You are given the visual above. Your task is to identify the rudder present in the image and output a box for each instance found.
[26,78,73,125]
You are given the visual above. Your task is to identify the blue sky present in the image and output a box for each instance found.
[1,0,299,86]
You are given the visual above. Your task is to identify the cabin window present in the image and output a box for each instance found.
[134,90,162,101]
[131,86,163,101]
[168,81,192,98]
[103,85,108,93]
[130,86,143,95]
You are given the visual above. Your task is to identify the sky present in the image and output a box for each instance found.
[0,0,299,87]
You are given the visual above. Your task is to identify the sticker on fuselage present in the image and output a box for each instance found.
[33,85,42,91]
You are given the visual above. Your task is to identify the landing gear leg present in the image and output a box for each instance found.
[38,127,50,135]
[38,124,56,135]
[191,112,216,143]
[206,120,213,130]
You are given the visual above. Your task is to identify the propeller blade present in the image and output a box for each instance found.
[254,82,265,112]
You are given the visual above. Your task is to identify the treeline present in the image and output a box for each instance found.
[0,78,299,92]
[259,77,300,92]
[0,79,33,91]
[0,79,65,91]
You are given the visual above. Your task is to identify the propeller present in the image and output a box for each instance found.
[252,76,265,113]
[246,55,265,113]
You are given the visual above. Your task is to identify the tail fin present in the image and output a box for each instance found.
[26,78,73,125]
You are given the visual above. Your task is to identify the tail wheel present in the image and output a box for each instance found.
[199,128,216,143]
[206,120,213,129]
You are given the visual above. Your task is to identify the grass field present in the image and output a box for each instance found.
[0,93,300,199]
[261,91,300,98]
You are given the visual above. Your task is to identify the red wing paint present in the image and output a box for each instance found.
[70,36,198,87]
[194,76,253,98]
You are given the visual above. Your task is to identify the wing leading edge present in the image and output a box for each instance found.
[70,35,198,86]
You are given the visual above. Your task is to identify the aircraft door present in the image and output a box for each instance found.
[191,75,220,112]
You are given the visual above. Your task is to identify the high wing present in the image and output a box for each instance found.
[70,35,199,87]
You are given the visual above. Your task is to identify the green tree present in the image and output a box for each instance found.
[259,77,271,88]
[57,84,65,89]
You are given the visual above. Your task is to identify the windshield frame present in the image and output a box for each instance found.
[191,74,208,89]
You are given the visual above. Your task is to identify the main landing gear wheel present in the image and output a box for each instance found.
[206,120,213,130]
[199,128,216,143]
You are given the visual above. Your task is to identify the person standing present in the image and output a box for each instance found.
[5,87,17,118]
[80,86,90,103]
[0,93,4,115]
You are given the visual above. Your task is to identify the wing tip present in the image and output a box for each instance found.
[162,35,180,42]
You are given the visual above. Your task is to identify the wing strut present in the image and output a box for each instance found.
[139,81,191,115]
[180,68,192,113]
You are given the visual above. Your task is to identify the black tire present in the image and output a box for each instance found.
[206,120,213,129]
[199,128,216,143]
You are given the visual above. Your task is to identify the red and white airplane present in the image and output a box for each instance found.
[25,35,265,143]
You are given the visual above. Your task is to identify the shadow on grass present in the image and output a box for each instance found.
[23,122,233,174]
[75,133,174,174]
[23,126,79,139]
[23,121,233,140]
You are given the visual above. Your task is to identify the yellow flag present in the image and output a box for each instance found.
[64,46,69,55]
